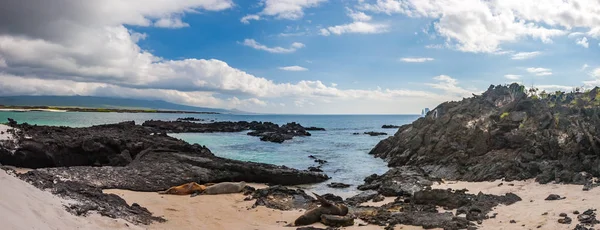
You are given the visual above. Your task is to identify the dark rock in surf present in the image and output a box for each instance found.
[381,125,401,129]
[364,132,387,136]
[305,127,326,131]
[327,182,351,189]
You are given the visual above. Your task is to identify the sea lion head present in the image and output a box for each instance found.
[338,204,349,216]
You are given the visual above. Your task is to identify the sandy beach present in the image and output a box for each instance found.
[103,180,600,230]
[0,170,140,230]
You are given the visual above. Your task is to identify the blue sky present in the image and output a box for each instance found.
[0,0,599,114]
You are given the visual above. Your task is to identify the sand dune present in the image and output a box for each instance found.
[0,170,140,230]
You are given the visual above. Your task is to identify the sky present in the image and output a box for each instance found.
[0,0,599,114]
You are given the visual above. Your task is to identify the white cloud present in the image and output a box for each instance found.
[331,83,338,87]
[154,17,189,28]
[241,14,261,24]
[400,57,434,63]
[278,32,306,37]
[242,39,305,53]
[594,68,600,78]
[526,67,553,76]
[320,9,388,36]
[357,0,600,53]
[504,74,522,80]
[576,37,589,48]
[581,64,589,71]
[279,66,308,71]
[589,27,600,38]
[424,75,471,97]
[348,10,372,22]
[425,44,444,49]
[511,51,541,60]
[0,0,488,114]
[251,0,326,20]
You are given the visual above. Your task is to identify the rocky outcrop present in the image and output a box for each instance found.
[354,188,521,229]
[369,83,600,184]
[382,125,400,129]
[14,169,165,225]
[250,185,318,211]
[142,120,312,143]
[176,117,204,122]
[0,120,329,190]
[357,166,441,196]
[0,121,206,168]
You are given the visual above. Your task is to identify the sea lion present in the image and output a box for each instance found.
[291,192,349,226]
[158,182,215,195]
[202,181,247,195]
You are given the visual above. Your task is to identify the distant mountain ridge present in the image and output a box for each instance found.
[0,96,241,114]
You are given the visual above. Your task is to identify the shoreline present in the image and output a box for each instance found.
[0,106,220,114]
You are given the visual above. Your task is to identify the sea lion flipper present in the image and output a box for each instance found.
[312,192,333,207]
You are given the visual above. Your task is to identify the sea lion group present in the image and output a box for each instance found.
[159,181,246,196]
[291,193,349,226]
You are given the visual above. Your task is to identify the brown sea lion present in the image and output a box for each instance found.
[291,192,349,226]
[202,181,247,195]
[158,182,215,195]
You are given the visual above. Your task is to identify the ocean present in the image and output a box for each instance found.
[0,111,419,196]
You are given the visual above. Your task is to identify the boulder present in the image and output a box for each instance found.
[357,166,440,196]
[364,132,387,136]
[327,182,351,189]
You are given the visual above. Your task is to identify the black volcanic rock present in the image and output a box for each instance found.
[142,120,311,143]
[382,125,401,129]
[369,83,600,185]
[364,132,387,136]
[305,127,326,131]
[0,121,329,190]
[327,182,351,188]
[357,166,441,196]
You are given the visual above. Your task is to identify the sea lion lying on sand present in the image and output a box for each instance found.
[158,182,215,195]
[202,181,247,195]
[291,192,349,226]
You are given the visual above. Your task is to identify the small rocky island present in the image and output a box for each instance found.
[142,120,322,143]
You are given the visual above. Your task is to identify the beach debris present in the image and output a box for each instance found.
[327,182,351,189]
[545,194,566,200]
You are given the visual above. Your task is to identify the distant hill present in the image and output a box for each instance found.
[0,96,241,114]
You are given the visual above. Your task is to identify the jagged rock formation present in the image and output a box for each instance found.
[142,120,313,143]
[370,83,600,184]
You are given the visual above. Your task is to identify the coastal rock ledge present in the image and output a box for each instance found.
[370,83,600,184]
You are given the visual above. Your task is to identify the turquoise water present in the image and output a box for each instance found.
[0,111,419,195]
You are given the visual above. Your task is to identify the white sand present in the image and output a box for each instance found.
[0,124,14,141]
[0,170,140,230]
[0,108,67,112]
[434,179,600,229]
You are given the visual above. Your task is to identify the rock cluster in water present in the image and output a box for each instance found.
[142,120,323,143]
[369,83,600,186]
